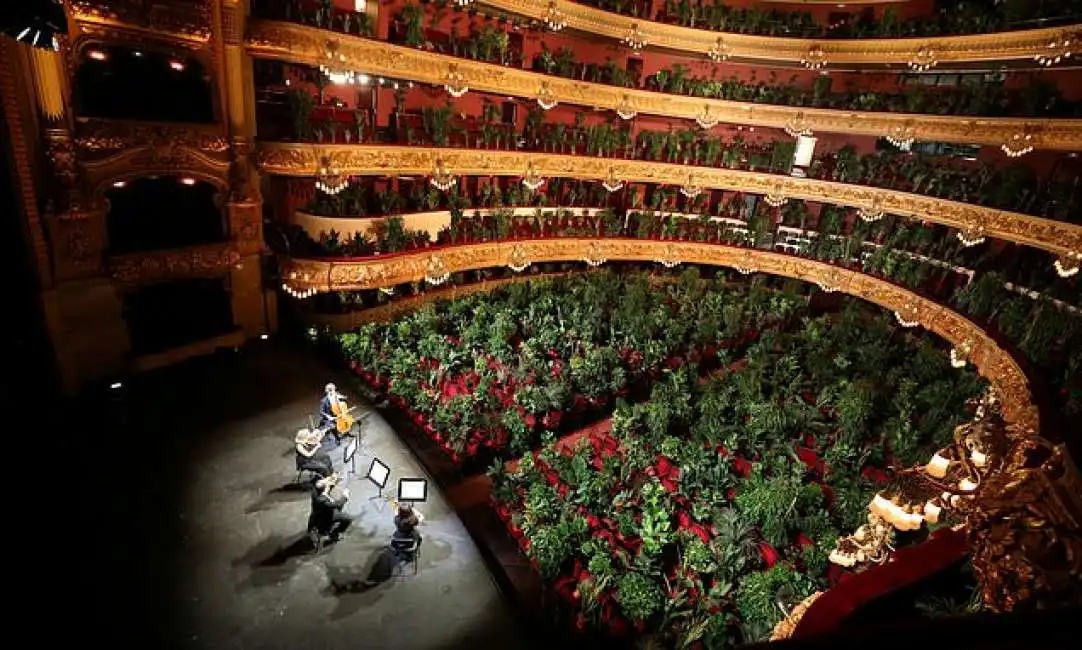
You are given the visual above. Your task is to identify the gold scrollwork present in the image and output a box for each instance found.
[107,241,241,286]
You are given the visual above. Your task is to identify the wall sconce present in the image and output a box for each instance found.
[908,45,938,72]
[584,242,607,267]
[801,45,827,71]
[622,24,647,52]
[886,122,915,151]
[656,243,681,268]
[87,49,107,61]
[169,59,185,71]
[430,158,456,191]
[695,105,719,129]
[444,65,468,98]
[950,340,972,368]
[1035,32,1072,67]
[708,37,730,63]
[179,177,196,186]
[857,197,885,222]
[1001,131,1035,158]
[316,157,348,195]
[783,112,812,138]
[894,302,920,328]
[600,168,624,193]
[543,1,567,32]
[112,180,127,188]
[507,244,530,272]
[282,282,316,299]
[679,174,702,199]
[615,95,636,120]
[536,82,557,110]
[1053,252,1080,278]
[956,225,986,248]
[763,182,788,208]
[521,164,544,192]
[425,255,450,285]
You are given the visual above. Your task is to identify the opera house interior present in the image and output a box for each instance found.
[2,1,1080,648]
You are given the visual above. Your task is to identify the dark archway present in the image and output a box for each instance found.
[105,176,225,254]
[73,45,214,122]
[123,278,235,355]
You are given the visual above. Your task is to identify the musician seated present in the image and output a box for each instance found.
[295,428,333,478]
[392,502,425,551]
[319,382,348,443]
[309,474,353,542]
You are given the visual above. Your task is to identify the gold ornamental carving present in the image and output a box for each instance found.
[477,1,1080,66]
[75,118,229,153]
[255,144,1082,257]
[108,242,242,286]
[278,239,1037,431]
[69,0,212,44]
[246,20,1082,150]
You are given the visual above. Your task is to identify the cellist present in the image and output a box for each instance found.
[319,382,347,443]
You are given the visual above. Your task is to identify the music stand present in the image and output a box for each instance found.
[397,477,429,503]
[364,457,390,501]
[343,438,359,475]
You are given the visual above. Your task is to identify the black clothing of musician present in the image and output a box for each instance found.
[310,490,352,540]
[318,395,342,444]
[296,447,333,477]
[394,510,422,548]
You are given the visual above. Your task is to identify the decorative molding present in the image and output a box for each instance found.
[80,137,231,198]
[74,117,229,153]
[246,20,1082,150]
[256,144,1082,257]
[68,0,212,45]
[479,0,1081,66]
[279,239,1037,430]
[107,241,241,285]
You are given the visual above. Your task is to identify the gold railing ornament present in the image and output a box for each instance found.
[656,243,681,268]
[430,158,456,191]
[695,105,720,130]
[708,37,731,63]
[424,254,450,285]
[1053,251,1081,278]
[521,163,544,192]
[784,112,813,138]
[763,182,788,208]
[315,156,348,195]
[801,44,827,71]
[857,196,885,222]
[536,82,558,110]
[600,168,624,193]
[770,592,824,641]
[615,95,637,120]
[908,44,939,72]
[543,1,567,32]
[443,64,468,98]
[886,122,916,151]
[622,23,647,52]
[1035,32,1073,67]
[584,241,606,267]
[507,244,531,272]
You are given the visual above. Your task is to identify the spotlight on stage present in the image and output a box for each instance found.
[1,0,67,51]
[110,382,123,390]
[365,457,391,499]
[397,477,429,503]
[260,334,269,340]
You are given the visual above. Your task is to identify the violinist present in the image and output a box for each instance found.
[310,473,353,542]
[319,383,348,443]
[295,428,333,478]
[393,502,425,549]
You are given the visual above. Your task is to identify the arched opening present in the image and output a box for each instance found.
[74,45,214,122]
[123,278,235,355]
[105,176,225,254]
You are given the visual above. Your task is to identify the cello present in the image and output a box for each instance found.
[329,393,355,435]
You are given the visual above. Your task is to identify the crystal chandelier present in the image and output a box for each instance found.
[316,156,349,195]
[319,42,357,85]
[536,82,557,110]
[950,340,972,368]
[656,244,681,268]
[886,123,915,151]
[1001,131,1035,158]
[956,225,986,248]
[584,242,607,267]
[894,301,920,328]
[615,95,637,120]
[281,282,317,299]
[695,105,719,129]
[444,65,468,98]
[507,244,531,272]
[521,164,544,192]
[1035,33,1072,67]
[801,45,827,71]
[783,112,812,138]
[622,24,647,52]
[543,1,567,32]
[424,255,450,285]
[679,175,702,199]
[908,45,938,72]
[1053,252,1080,278]
[430,158,456,191]
[857,197,885,222]
[708,37,730,63]
[601,168,624,193]
[763,183,788,208]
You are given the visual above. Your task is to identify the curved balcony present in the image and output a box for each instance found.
[276,239,1038,430]
[478,0,1081,66]
[255,143,1082,258]
[246,20,1082,150]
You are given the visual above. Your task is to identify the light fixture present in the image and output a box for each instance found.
[695,105,719,129]
[507,244,530,272]
[430,158,456,191]
[925,452,950,478]
[110,381,123,390]
[425,255,450,285]
[615,95,636,120]
[734,266,756,275]
[885,122,915,151]
[1053,252,1080,278]
[622,23,647,52]
[454,0,473,6]
[316,157,349,195]
[179,177,196,186]
[281,282,317,299]
[1001,131,1035,158]
[708,37,730,63]
[956,226,986,248]
[783,112,812,138]
[817,281,839,293]
[112,181,127,188]
[656,244,681,268]
[950,340,972,368]
[536,82,557,110]
[679,175,702,199]
[379,287,395,295]
[857,197,885,222]
[908,45,937,72]
[1035,33,1072,67]
[169,59,185,71]
[4,0,68,51]
[357,74,370,85]
[801,45,827,71]
[894,303,920,328]
[600,168,624,193]
[444,65,468,98]
[543,1,567,32]
[763,183,788,208]
[584,242,607,267]
[87,49,107,61]
[521,164,544,192]
[320,42,358,85]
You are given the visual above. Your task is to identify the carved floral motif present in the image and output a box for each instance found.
[69,0,212,43]
[108,242,241,285]
[75,118,228,154]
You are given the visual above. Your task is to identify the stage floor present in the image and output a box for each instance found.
[73,341,531,650]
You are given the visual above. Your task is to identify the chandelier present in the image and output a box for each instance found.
[1001,131,1035,158]
[521,164,544,192]
[801,45,827,71]
[319,42,358,85]
[584,242,607,267]
[424,255,450,285]
[1035,33,1072,67]
[601,168,624,193]
[281,282,317,299]
[885,123,915,151]
[1054,251,1081,278]
[443,65,468,98]
[894,301,921,328]
[784,112,812,138]
[908,45,938,72]
[536,82,558,110]
[615,95,637,120]
[763,182,788,208]
[733,252,757,275]
[950,340,973,369]
[956,225,986,248]
[543,1,568,32]
[656,244,681,268]
[507,244,531,272]
[316,156,349,195]
[708,37,731,63]
[695,105,719,129]
[679,175,702,199]
[857,197,885,222]
[430,158,456,191]
[622,24,647,52]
